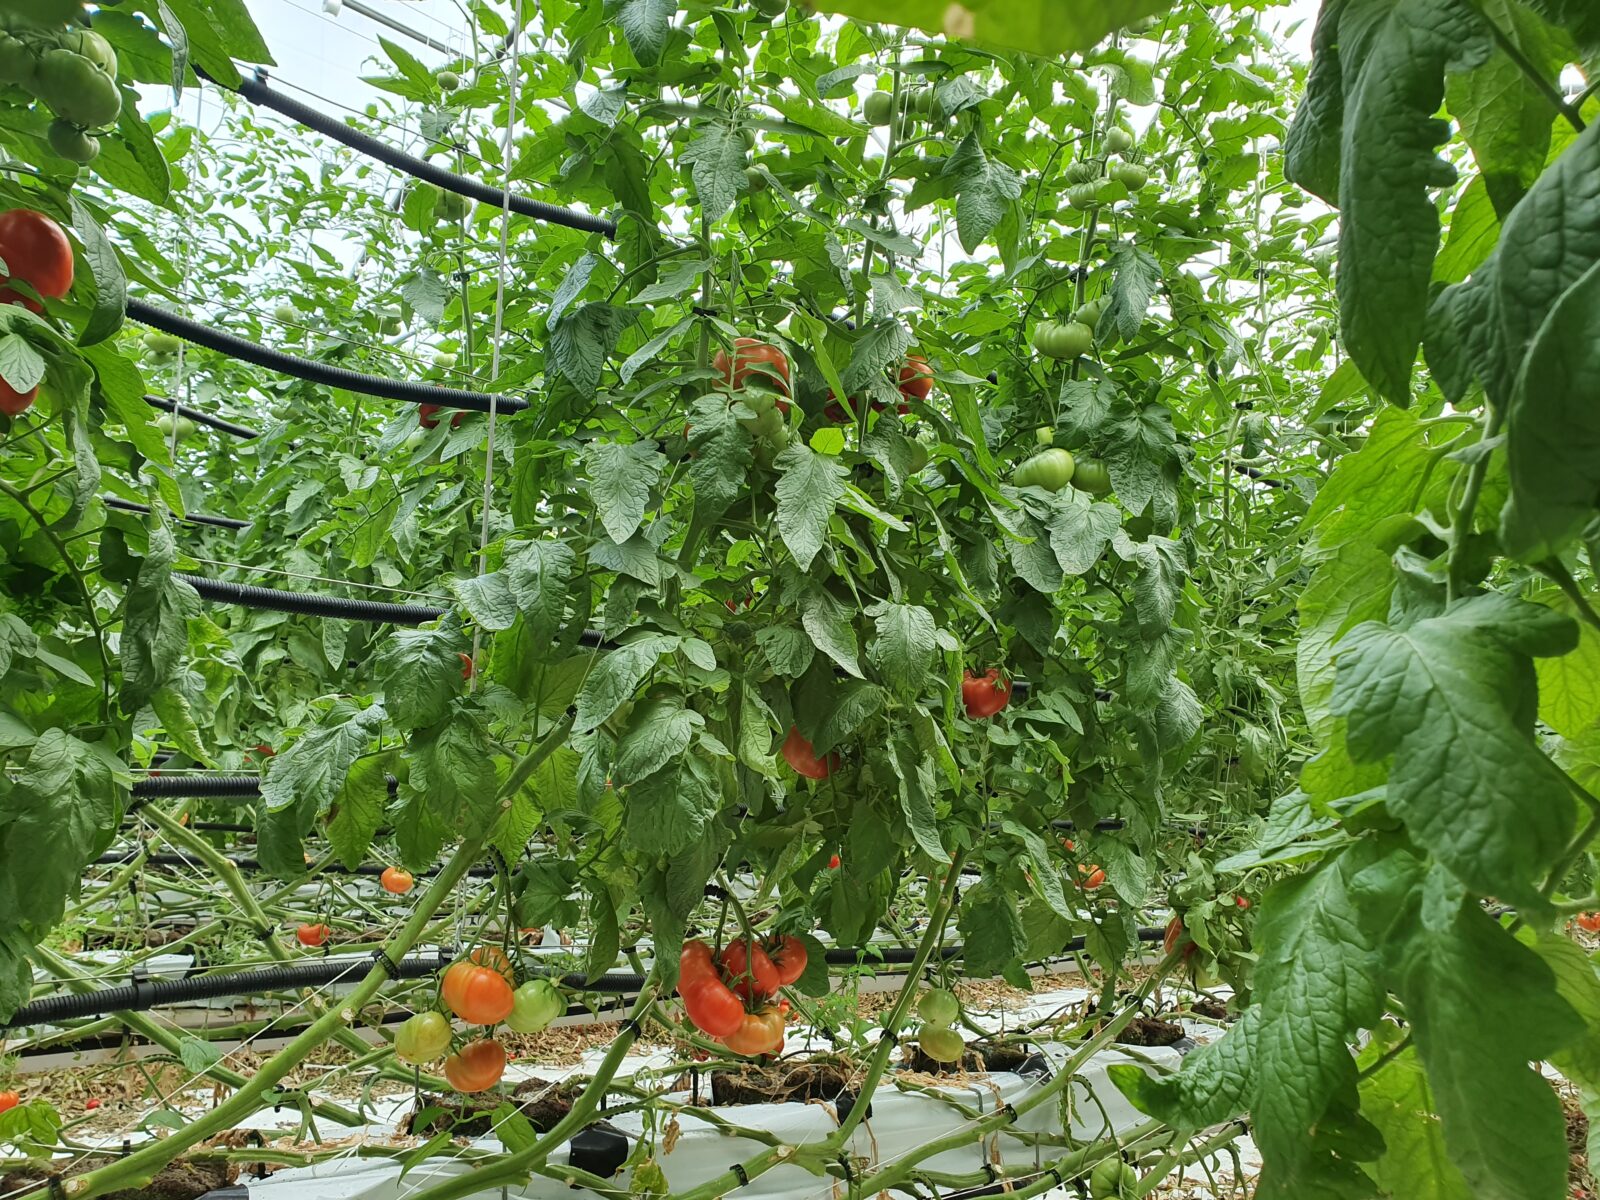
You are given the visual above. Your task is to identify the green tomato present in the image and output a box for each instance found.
[0,35,35,88]
[744,405,784,439]
[745,165,768,193]
[911,87,934,117]
[1065,160,1098,185]
[1034,321,1094,359]
[47,118,98,164]
[437,69,460,91]
[863,91,894,127]
[506,979,565,1034]
[906,438,931,473]
[434,351,458,370]
[1104,127,1133,153]
[918,1025,965,1064]
[1012,448,1076,492]
[403,427,429,452]
[395,1011,453,1065]
[1072,297,1108,326]
[1069,457,1112,495]
[1067,182,1099,209]
[1088,1158,1138,1200]
[434,186,472,222]
[58,30,117,78]
[35,49,122,127]
[154,412,194,439]
[1035,426,1055,448]
[1110,162,1148,190]
[144,331,182,355]
[273,302,297,325]
[753,0,789,15]
[379,309,405,335]
[918,988,960,1025]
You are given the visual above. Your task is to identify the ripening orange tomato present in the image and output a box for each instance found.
[440,960,514,1026]
[1577,912,1600,933]
[1078,864,1105,891]
[380,866,414,895]
[443,1038,506,1092]
[296,923,331,947]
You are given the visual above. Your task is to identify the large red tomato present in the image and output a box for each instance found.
[715,337,790,401]
[0,379,37,415]
[680,939,717,984]
[440,960,515,1025]
[767,935,807,986]
[898,356,934,401]
[0,209,73,310]
[719,938,780,1001]
[419,403,466,429]
[444,1039,506,1092]
[681,976,745,1037]
[781,726,838,780]
[961,669,1013,718]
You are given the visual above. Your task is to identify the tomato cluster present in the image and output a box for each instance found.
[0,208,74,416]
[915,987,965,1063]
[678,936,807,1057]
[0,26,121,164]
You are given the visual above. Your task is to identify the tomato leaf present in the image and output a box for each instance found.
[1112,1005,1260,1130]
[612,0,677,67]
[941,131,1021,255]
[681,123,747,223]
[584,440,664,545]
[120,519,196,708]
[774,443,847,571]
[808,0,1173,61]
[1330,594,1577,907]
[955,879,1025,978]
[866,602,937,698]
[573,636,680,733]
[375,627,466,730]
[615,698,702,785]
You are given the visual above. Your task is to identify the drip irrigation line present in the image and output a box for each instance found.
[1231,463,1286,489]
[126,298,527,417]
[94,850,497,881]
[142,395,260,439]
[174,573,448,625]
[101,498,251,532]
[3,930,1170,1028]
[194,66,616,240]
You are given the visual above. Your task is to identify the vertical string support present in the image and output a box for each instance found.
[468,0,526,691]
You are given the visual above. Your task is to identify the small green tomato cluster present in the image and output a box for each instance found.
[915,988,965,1063]
[0,17,121,165]
[1063,126,1149,210]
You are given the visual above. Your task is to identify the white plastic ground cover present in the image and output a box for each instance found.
[249,984,1186,1200]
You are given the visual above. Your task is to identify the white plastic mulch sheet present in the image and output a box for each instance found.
[249,983,1191,1200]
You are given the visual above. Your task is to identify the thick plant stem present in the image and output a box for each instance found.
[398,980,661,1200]
[45,833,489,1200]
[1445,406,1503,602]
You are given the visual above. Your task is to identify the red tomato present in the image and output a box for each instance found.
[459,652,475,680]
[1078,864,1105,891]
[1578,912,1600,933]
[440,960,515,1025]
[380,866,414,895]
[680,939,717,984]
[0,1091,18,1113]
[828,853,841,870]
[681,976,745,1038]
[961,669,1013,718]
[767,935,807,986]
[782,726,838,780]
[1163,916,1196,960]
[85,1098,101,1111]
[823,392,866,423]
[714,337,790,398]
[1061,838,1075,852]
[722,1007,785,1056]
[1234,895,1251,910]
[296,923,331,947]
[443,1038,506,1093]
[898,356,934,401]
[419,403,466,429]
[0,209,73,309]
[719,938,781,1001]
[468,945,516,980]
[0,379,37,416]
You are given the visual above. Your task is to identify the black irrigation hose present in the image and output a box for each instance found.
[131,774,267,800]
[198,66,616,240]
[101,497,251,532]
[127,298,527,417]
[4,931,1170,1028]
[143,394,260,439]
[175,573,448,625]
[96,850,497,881]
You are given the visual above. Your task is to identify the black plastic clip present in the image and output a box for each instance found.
[999,1103,1019,1125]
[121,1139,132,1158]
[730,1163,750,1186]
[128,964,157,1008]
[691,306,720,318]
[48,1178,67,1200]
[836,1154,854,1183]
[983,1162,998,1183]
[621,1018,643,1038]
[1046,1168,1063,1187]
[370,950,399,979]
[254,923,277,944]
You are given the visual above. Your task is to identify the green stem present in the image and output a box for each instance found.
[1465,0,1585,131]
[1445,406,1503,601]
[1535,557,1600,634]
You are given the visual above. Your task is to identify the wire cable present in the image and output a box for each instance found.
[142,394,261,439]
[101,498,251,532]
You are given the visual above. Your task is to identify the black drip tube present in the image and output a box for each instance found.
[4,930,1170,1028]
[102,497,251,532]
[131,774,266,799]
[96,850,497,881]
[175,573,447,625]
[143,394,261,439]
[126,299,527,417]
[198,66,615,240]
